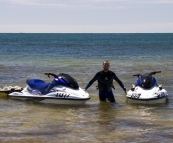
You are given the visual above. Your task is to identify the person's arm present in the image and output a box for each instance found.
[84,73,98,90]
[113,74,127,94]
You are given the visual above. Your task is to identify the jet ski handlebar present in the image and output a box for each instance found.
[44,73,58,78]
[133,74,141,77]
[149,71,161,75]
[133,71,161,77]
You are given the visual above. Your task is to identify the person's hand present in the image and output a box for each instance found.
[125,90,128,95]
[83,89,87,91]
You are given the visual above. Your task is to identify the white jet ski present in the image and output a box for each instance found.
[8,73,90,105]
[126,71,168,104]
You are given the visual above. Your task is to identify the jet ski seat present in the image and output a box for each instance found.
[26,79,49,91]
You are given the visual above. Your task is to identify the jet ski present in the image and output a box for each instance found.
[8,73,90,105]
[126,71,168,104]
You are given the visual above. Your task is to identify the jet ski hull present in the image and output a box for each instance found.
[8,86,90,105]
[9,94,89,105]
[126,96,167,104]
[126,85,168,104]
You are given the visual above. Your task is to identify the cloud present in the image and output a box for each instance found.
[0,0,67,7]
[131,0,173,4]
[93,0,173,3]
[1,22,173,33]
[2,0,173,7]
[0,0,127,9]
[1,0,36,5]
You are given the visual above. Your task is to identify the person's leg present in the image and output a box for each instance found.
[106,89,116,103]
[99,89,107,101]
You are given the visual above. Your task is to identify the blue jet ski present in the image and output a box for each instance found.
[8,73,90,105]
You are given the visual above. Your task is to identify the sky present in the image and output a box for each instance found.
[0,0,173,33]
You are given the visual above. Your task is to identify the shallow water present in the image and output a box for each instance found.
[0,33,173,142]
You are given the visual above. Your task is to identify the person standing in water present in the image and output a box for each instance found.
[84,60,127,102]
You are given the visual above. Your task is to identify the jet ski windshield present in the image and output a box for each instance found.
[58,73,79,89]
[134,71,159,89]
[141,74,153,89]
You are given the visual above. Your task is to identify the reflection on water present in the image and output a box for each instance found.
[1,95,173,142]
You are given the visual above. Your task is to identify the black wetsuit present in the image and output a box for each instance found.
[85,70,126,102]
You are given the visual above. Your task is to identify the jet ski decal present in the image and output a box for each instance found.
[55,93,70,98]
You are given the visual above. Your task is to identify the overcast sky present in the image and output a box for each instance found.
[0,0,173,33]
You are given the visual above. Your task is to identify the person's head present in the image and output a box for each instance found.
[102,60,110,72]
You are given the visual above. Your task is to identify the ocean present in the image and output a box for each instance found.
[0,33,173,142]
